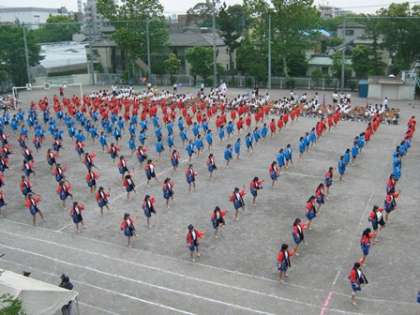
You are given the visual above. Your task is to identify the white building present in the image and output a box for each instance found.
[318,5,351,18]
[0,6,70,29]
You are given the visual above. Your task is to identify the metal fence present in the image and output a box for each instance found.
[29,73,360,92]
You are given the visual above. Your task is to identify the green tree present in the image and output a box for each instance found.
[236,36,267,82]
[0,25,42,85]
[360,15,385,75]
[351,45,371,78]
[0,294,26,315]
[186,2,213,27]
[217,4,250,73]
[376,2,420,72]
[33,15,80,43]
[332,51,352,85]
[164,53,181,84]
[185,47,213,84]
[245,0,320,77]
[97,0,168,76]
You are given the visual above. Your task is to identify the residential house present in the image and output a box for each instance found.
[169,29,231,74]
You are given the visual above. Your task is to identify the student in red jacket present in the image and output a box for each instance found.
[359,228,376,265]
[25,193,44,226]
[348,262,368,305]
[185,164,197,192]
[211,206,226,238]
[315,183,326,211]
[120,213,136,247]
[368,205,385,238]
[269,161,280,187]
[269,118,276,137]
[305,196,317,230]
[117,155,129,179]
[292,218,306,256]
[324,167,334,195]
[96,186,110,216]
[230,187,245,220]
[249,177,263,205]
[277,243,294,281]
[85,169,98,193]
[142,194,156,228]
[186,224,204,262]
[69,201,85,233]
[0,190,6,216]
[56,180,73,207]
[123,173,136,200]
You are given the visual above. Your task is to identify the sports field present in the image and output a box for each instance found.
[0,87,419,315]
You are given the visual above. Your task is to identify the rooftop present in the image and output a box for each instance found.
[40,41,87,70]
[169,31,225,47]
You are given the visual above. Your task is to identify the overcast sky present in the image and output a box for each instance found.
[0,0,415,14]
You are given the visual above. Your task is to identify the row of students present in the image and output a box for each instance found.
[276,115,383,282]
[349,116,415,305]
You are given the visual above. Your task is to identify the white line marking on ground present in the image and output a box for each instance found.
[0,257,192,315]
[1,219,326,293]
[0,243,288,315]
[0,230,318,309]
[78,302,122,315]
[332,270,341,287]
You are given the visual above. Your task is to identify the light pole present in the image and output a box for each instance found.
[22,25,31,84]
[146,19,152,79]
[212,0,218,88]
[341,18,346,91]
[267,13,272,90]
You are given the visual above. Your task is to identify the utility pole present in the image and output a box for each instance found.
[146,19,152,79]
[212,0,217,88]
[22,26,31,84]
[341,18,346,91]
[267,13,272,90]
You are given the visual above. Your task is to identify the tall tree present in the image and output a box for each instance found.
[164,53,181,83]
[360,15,385,75]
[97,0,168,75]
[376,2,420,72]
[236,35,267,82]
[185,47,213,84]
[245,0,320,77]
[186,1,213,27]
[0,25,42,85]
[351,45,371,78]
[33,15,80,43]
[217,4,250,73]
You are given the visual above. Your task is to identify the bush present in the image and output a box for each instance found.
[0,294,26,315]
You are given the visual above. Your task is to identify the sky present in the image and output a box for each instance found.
[0,0,418,14]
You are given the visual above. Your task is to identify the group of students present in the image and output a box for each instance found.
[4,88,416,305]
[275,113,383,285]
[348,115,415,305]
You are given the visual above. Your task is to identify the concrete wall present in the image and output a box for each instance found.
[368,83,415,100]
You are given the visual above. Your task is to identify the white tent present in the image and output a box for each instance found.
[0,269,79,315]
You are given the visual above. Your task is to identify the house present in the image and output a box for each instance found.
[307,55,352,77]
[169,29,231,74]
[336,22,366,42]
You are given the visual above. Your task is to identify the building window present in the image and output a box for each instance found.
[345,30,354,36]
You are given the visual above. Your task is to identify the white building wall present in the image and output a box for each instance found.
[0,8,67,29]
